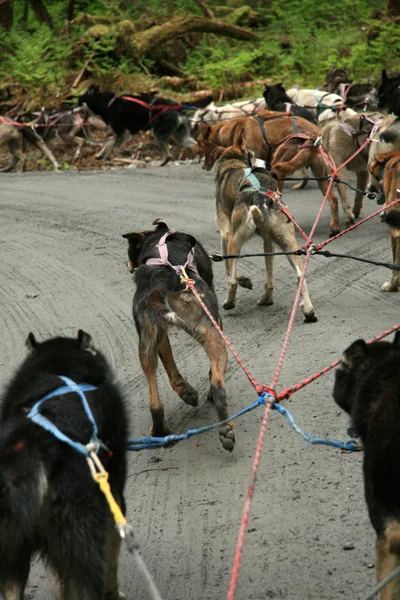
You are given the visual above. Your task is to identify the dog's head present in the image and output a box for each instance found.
[122,219,169,272]
[333,333,400,418]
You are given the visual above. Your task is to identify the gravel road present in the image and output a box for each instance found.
[1,164,398,600]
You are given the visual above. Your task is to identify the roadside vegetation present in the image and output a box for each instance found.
[0,0,399,109]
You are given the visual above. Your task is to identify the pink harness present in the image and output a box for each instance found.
[146,229,198,276]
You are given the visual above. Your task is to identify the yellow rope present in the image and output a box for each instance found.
[180,265,189,283]
[92,470,127,527]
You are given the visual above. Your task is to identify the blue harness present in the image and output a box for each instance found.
[27,376,106,456]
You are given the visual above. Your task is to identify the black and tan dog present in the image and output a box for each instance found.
[0,331,128,599]
[369,150,400,292]
[123,220,235,451]
[214,131,317,322]
[333,333,400,599]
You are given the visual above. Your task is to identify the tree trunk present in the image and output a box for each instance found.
[127,15,257,57]
[66,0,74,21]
[29,0,53,29]
[386,0,400,16]
[0,0,13,31]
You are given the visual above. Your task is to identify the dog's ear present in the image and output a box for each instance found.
[202,125,211,140]
[234,128,246,152]
[26,332,38,355]
[277,83,284,89]
[77,330,97,355]
[263,84,269,92]
[393,331,400,348]
[381,69,388,84]
[342,339,367,368]
[152,218,169,232]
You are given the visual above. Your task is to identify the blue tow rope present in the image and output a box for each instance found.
[274,403,361,451]
[126,392,362,452]
[27,376,103,456]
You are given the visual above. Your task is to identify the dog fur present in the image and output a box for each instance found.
[321,112,384,223]
[378,69,400,117]
[195,114,345,235]
[263,84,316,124]
[0,330,128,599]
[192,96,267,125]
[122,220,235,452]
[285,88,358,122]
[368,150,400,292]
[323,65,378,110]
[333,333,400,599]
[77,85,207,165]
[214,132,317,322]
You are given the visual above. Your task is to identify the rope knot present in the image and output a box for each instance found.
[256,386,277,406]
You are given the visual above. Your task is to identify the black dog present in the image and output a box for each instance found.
[122,219,235,451]
[263,84,316,123]
[378,69,400,117]
[0,330,128,599]
[77,85,211,165]
[333,333,400,598]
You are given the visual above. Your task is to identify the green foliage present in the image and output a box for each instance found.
[0,0,396,106]
[0,24,71,99]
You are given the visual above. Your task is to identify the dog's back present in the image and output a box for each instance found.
[0,331,128,599]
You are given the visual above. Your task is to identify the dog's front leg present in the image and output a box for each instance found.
[353,171,368,218]
[34,137,60,171]
[0,561,30,600]
[158,333,198,406]
[382,228,400,292]
[202,327,235,452]
[155,137,171,167]
[139,341,170,436]
[105,523,125,599]
[335,167,355,227]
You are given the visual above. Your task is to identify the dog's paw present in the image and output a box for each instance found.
[237,275,253,290]
[257,295,274,306]
[219,424,236,452]
[223,300,236,310]
[381,281,399,292]
[345,216,355,228]
[150,423,171,437]
[178,383,199,407]
[329,229,340,238]
[304,310,318,323]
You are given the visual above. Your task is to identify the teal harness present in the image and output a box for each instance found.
[240,167,278,197]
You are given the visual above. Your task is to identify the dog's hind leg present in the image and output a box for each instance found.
[0,558,30,600]
[309,152,340,236]
[105,524,125,599]
[376,531,400,599]
[199,325,235,451]
[353,171,368,218]
[215,210,231,276]
[334,166,355,227]
[158,333,198,406]
[223,212,255,310]
[382,228,400,292]
[292,167,309,190]
[139,339,170,436]
[256,233,275,306]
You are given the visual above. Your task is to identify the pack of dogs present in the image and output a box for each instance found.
[1,65,400,598]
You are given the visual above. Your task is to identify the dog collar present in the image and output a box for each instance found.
[146,229,198,276]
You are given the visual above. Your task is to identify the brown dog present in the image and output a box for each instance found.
[122,220,235,451]
[321,112,384,224]
[214,132,317,322]
[196,114,344,236]
[369,150,400,292]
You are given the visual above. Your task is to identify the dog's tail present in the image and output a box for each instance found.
[380,118,400,144]
[272,143,313,179]
[187,94,213,110]
[383,209,400,229]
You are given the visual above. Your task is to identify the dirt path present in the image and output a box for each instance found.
[1,165,397,599]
